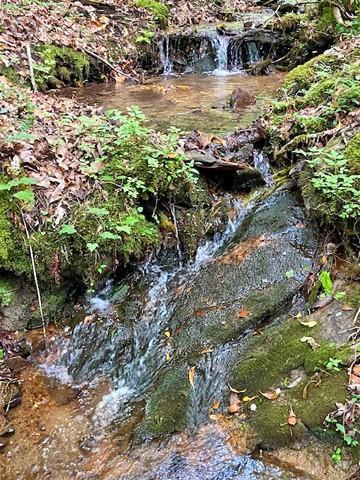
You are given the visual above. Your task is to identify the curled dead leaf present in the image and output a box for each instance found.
[188,366,196,388]
[238,309,249,318]
[211,400,221,410]
[300,336,320,350]
[260,388,281,401]
[228,384,246,394]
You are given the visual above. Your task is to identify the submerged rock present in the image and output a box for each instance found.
[229,87,256,112]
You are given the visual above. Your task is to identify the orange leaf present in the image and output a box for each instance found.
[238,309,249,318]
[260,388,280,401]
[211,400,221,410]
[288,407,297,426]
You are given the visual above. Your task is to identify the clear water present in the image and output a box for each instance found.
[61,73,284,134]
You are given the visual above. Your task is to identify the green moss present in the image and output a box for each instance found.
[143,365,189,436]
[231,318,349,394]
[0,66,21,85]
[34,44,91,90]
[28,287,69,328]
[301,79,335,106]
[0,278,16,307]
[250,371,348,448]
[283,54,338,92]
[231,315,351,448]
[134,0,169,21]
[0,194,31,276]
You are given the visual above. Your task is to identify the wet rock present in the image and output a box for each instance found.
[229,88,256,112]
[169,191,317,354]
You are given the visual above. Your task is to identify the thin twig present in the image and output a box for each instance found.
[21,212,47,347]
[82,47,136,81]
[26,44,38,93]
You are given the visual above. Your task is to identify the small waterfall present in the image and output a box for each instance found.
[209,33,229,73]
[158,30,265,76]
[159,36,173,75]
[42,197,252,432]
[253,150,275,186]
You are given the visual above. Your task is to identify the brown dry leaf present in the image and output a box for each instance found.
[352,364,360,377]
[288,407,297,426]
[228,392,241,414]
[228,384,246,394]
[260,388,281,401]
[211,400,221,410]
[238,309,249,318]
[349,373,360,385]
[209,413,224,421]
[188,366,196,388]
[341,304,354,311]
[300,336,320,350]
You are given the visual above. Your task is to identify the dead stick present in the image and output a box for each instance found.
[82,47,136,81]
[26,44,38,93]
[21,212,47,347]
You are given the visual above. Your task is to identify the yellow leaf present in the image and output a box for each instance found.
[298,319,317,328]
[242,395,258,402]
[166,352,171,362]
[211,400,221,410]
[164,331,171,338]
[188,366,196,388]
[293,312,302,319]
[200,347,214,354]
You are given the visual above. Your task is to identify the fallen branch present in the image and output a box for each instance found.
[26,44,38,93]
[82,47,136,82]
[21,212,47,348]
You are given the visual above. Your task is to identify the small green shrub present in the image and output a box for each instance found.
[134,0,169,21]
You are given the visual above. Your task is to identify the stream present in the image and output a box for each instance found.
[1,29,318,480]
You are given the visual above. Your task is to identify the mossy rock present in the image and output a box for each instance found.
[34,44,93,91]
[141,364,190,437]
[283,54,338,92]
[344,133,360,175]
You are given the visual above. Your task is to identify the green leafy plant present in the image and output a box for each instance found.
[319,271,333,296]
[326,357,342,372]
[0,348,4,361]
[331,446,342,464]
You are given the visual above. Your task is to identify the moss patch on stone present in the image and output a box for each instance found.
[34,44,91,90]
[142,364,190,436]
[231,316,351,448]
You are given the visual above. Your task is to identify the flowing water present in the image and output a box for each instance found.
[61,73,284,134]
[1,25,318,477]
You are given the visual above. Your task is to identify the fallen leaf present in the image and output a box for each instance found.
[238,309,249,318]
[242,395,258,402]
[211,400,221,410]
[293,312,302,319]
[300,336,320,350]
[288,407,297,426]
[352,364,360,377]
[349,373,360,385]
[164,331,171,338]
[312,297,333,309]
[166,352,171,362]
[341,304,354,311]
[209,413,224,421]
[188,366,196,388]
[228,384,246,394]
[228,392,240,414]
[200,347,214,354]
[260,388,281,400]
[298,319,318,328]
